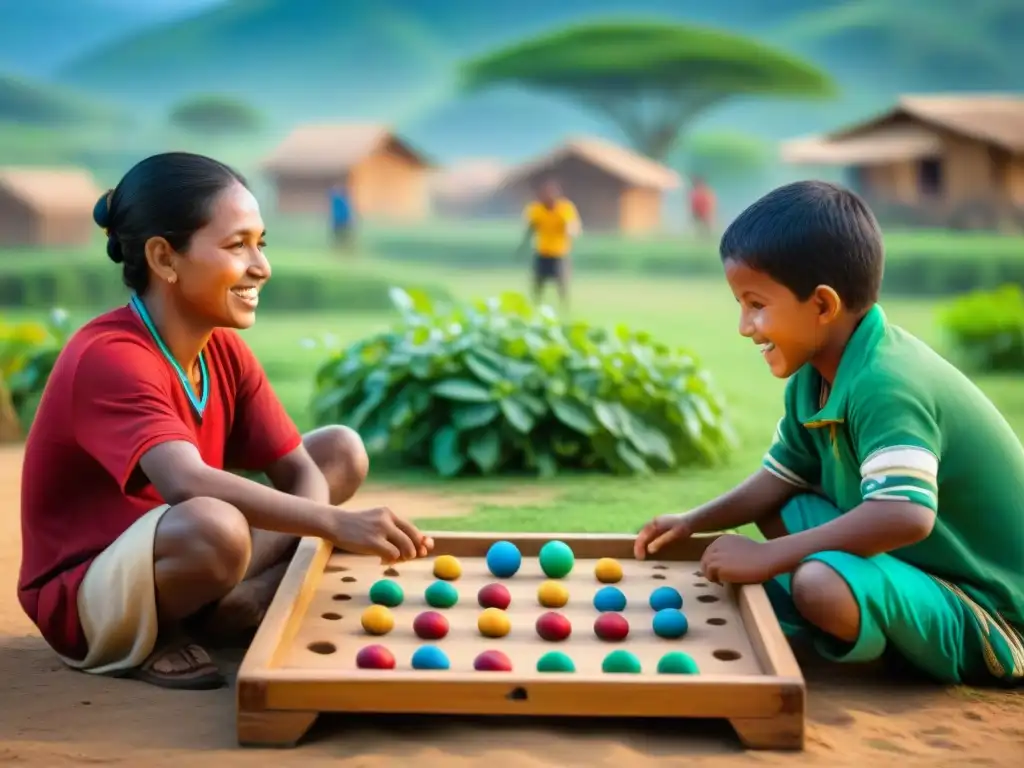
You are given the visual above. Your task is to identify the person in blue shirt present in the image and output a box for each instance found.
[329,184,354,251]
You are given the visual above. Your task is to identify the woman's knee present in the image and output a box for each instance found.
[304,424,369,504]
[155,497,252,589]
[791,559,861,642]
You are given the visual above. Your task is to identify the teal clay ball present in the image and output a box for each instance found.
[424,580,459,609]
[602,649,642,674]
[657,651,699,674]
[539,540,575,578]
[593,585,627,612]
[369,579,404,607]
[486,540,523,578]
[411,645,450,670]
[649,585,683,611]
[652,608,689,639]
[536,651,576,673]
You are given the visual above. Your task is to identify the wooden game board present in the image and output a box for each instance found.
[236,532,805,751]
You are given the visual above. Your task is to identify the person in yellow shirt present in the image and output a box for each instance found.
[520,178,581,310]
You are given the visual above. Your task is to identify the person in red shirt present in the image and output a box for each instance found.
[18,152,433,691]
[689,176,717,236]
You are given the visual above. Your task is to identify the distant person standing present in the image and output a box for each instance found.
[520,178,580,310]
[689,176,716,237]
[329,183,354,252]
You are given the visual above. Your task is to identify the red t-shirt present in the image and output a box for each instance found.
[17,305,303,661]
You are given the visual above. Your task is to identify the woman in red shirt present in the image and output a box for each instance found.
[18,152,432,690]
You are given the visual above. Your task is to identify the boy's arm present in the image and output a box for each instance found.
[765,378,940,573]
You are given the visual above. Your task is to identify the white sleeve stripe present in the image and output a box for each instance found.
[763,454,811,488]
[864,485,937,504]
[861,446,938,477]
[863,468,938,485]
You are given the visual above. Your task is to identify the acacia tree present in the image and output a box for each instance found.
[459,21,836,161]
[168,94,262,137]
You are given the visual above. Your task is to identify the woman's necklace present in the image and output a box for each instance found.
[129,292,209,418]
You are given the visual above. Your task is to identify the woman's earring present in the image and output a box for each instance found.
[168,274,177,284]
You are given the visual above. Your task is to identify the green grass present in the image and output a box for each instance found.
[10,253,1023,534]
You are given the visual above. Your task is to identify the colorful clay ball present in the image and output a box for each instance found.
[538,540,575,578]
[478,607,511,638]
[602,649,642,674]
[593,585,627,612]
[594,612,630,641]
[652,608,689,639]
[413,610,450,640]
[657,651,699,674]
[360,604,395,635]
[368,578,404,607]
[486,540,522,578]
[594,557,623,584]
[478,582,512,610]
[433,554,462,581]
[537,651,576,673]
[535,611,572,642]
[411,645,450,670]
[424,580,459,609]
[356,644,395,669]
[537,579,570,608]
[474,649,513,672]
[649,585,684,611]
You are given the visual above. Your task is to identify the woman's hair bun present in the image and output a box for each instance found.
[93,189,113,231]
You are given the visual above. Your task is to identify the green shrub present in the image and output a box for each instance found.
[938,284,1024,372]
[0,308,71,435]
[310,287,737,478]
[0,250,453,312]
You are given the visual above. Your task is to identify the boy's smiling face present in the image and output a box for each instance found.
[723,258,840,379]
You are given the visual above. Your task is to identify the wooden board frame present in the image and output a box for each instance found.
[236,532,805,751]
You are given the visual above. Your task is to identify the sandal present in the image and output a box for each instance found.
[124,640,226,690]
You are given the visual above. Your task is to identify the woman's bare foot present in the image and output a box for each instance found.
[187,560,289,648]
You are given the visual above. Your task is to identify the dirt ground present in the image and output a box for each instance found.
[0,445,1021,767]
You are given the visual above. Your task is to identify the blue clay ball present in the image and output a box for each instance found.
[649,585,683,611]
[652,608,689,639]
[593,585,627,613]
[486,540,522,578]
[411,645,450,670]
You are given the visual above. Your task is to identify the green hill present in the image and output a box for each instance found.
[0,72,122,127]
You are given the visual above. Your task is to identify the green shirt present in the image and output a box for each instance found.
[764,304,1024,633]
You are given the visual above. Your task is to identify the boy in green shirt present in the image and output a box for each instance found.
[634,180,1024,685]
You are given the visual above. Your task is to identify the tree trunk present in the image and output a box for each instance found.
[0,380,22,443]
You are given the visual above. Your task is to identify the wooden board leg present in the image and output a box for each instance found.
[237,710,319,747]
[729,714,804,750]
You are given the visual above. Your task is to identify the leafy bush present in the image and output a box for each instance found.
[938,284,1024,372]
[0,308,71,439]
[310,288,737,478]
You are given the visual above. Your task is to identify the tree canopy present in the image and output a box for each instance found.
[168,94,262,136]
[459,21,836,161]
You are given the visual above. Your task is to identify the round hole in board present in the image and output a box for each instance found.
[308,641,337,655]
[713,649,741,662]
[697,594,719,603]
[652,574,667,580]
[707,618,727,626]
[383,568,400,577]
[652,565,669,570]
[325,564,350,573]
[694,582,709,588]
[341,576,357,583]
[322,612,343,621]
[693,570,702,577]
[332,593,352,601]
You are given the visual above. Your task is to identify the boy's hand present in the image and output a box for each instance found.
[633,513,694,559]
[700,534,782,584]
[322,507,434,564]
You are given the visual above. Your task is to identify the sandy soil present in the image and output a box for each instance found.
[0,445,1021,767]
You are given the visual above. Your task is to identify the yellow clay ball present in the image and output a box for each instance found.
[478,607,511,638]
[595,557,624,584]
[361,604,395,635]
[433,554,462,581]
[537,579,569,608]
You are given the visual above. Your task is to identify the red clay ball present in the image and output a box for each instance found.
[356,644,396,669]
[413,610,450,640]
[477,582,512,610]
[536,611,572,642]
[594,612,630,642]
[474,649,513,672]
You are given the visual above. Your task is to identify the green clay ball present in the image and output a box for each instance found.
[538,540,575,579]
[657,651,700,675]
[424,580,459,609]
[536,651,576,673]
[368,579,404,607]
[602,649,642,674]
